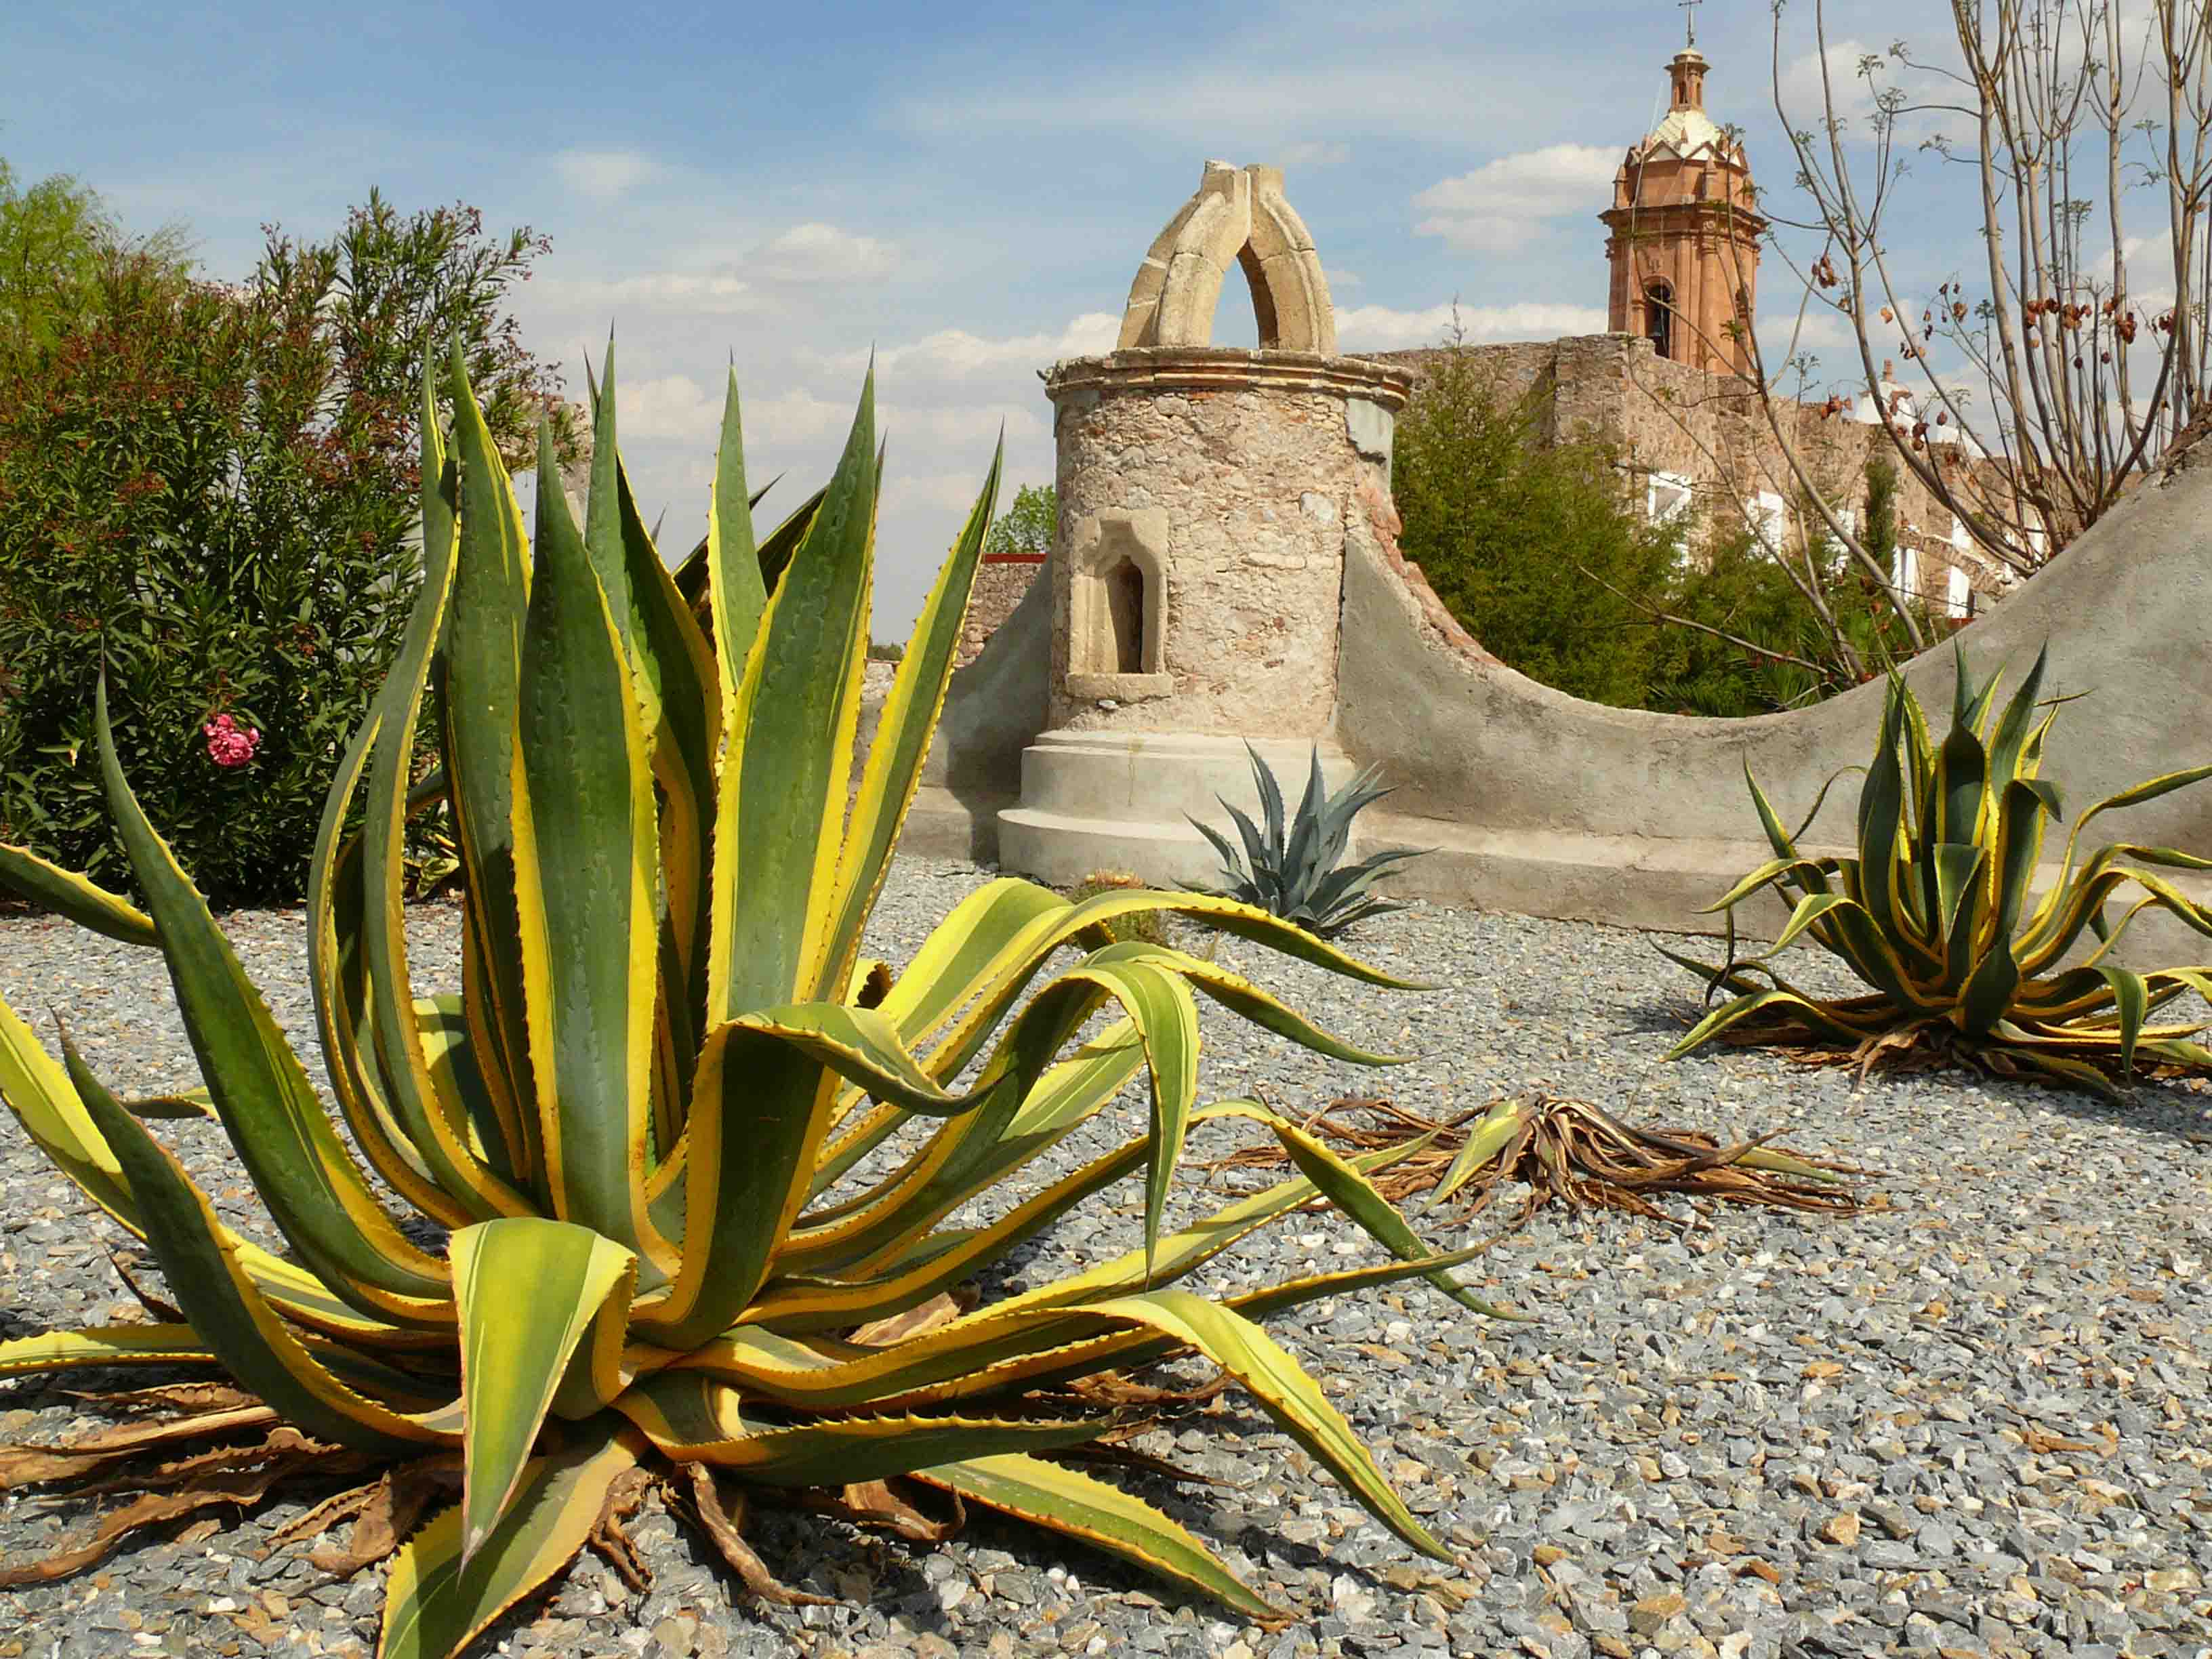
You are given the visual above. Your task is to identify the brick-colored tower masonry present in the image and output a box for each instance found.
[1600,44,1766,376]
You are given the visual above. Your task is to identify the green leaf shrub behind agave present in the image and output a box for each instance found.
[1664,647,2212,1097]
[1187,743,1428,939]
[0,340,1504,1659]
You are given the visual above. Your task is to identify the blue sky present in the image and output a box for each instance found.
[5,0,1975,632]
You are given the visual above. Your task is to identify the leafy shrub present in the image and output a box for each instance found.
[1187,744,1424,939]
[0,192,567,907]
[0,344,1498,1656]
[982,480,1054,559]
[1391,350,1683,706]
[1665,648,2212,1097]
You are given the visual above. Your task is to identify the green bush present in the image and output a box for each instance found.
[983,480,1055,559]
[1391,351,1683,707]
[0,191,567,906]
[1645,476,1959,718]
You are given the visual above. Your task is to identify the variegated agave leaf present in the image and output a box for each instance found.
[0,337,1488,1657]
[1668,645,2212,1099]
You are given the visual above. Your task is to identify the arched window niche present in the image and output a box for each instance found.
[1645,281,1675,361]
[1067,510,1172,703]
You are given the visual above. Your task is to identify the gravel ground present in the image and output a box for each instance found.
[1,854,2209,1659]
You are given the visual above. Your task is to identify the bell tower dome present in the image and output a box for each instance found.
[1600,41,1765,375]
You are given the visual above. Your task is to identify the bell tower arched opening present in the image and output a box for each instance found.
[1645,281,1675,360]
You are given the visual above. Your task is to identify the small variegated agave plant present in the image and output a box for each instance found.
[1664,647,2212,1098]
[1187,744,1426,939]
[0,343,1503,1657]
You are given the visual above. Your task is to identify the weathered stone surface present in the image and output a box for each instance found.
[1114,161,1334,355]
[1042,350,1409,737]
[1344,396,1393,462]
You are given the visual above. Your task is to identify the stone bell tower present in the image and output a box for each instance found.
[993,161,1414,886]
[1600,39,1765,375]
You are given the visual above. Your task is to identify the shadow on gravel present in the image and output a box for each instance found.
[1627,993,2212,1145]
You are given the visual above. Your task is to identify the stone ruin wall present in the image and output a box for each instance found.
[1368,335,2007,612]
[1046,370,1390,735]
[956,556,1044,667]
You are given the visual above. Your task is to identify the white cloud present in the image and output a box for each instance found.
[754,222,897,286]
[554,148,659,203]
[533,270,762,316]
[1773,39,1948,146]
[1760,309,1856,354]
[1278,140,1351,169]
[619,373,719,443]
[879,468,1007,518]
[1414,144,1620,251]
[1336,300,1609,350]
[898,63,1551,150]
[743,386,855,450]
[881,401,1044,450]
[834,312,1122,383]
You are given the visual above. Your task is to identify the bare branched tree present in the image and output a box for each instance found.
[1589,0,2207,699]
[1774,0,2210,571]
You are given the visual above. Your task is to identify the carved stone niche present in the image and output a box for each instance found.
[1065,509,1172,702]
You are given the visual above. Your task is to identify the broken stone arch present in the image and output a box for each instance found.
[1116,161,1336,354]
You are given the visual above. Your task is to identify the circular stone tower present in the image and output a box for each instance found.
[996,161,1415,886]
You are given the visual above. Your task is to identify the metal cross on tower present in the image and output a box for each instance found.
[1679,0,1701,46]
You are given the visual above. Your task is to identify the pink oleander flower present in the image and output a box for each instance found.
[203,712,261,769]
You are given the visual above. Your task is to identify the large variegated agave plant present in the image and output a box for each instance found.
[1664,647,2212,1097]
[0,343,1501,1656]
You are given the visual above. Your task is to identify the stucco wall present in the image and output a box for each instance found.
[903,551,1052,861]
[1338,432,2212,953]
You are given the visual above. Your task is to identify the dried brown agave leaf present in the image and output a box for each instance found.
[284,1455,462,1575]
[106,1250,185,1324]
[70,1381,263,1418]
[0,1404,281,1490]
[681,1462,837,1607]
[794,1475,964,1543]
[266,1477,383,1554]
[1057,1440,1235,1490]
[0,1426,363,1586]
[588,1465,657,1592]
[1210,1095,1872,1228]
[1067,1370,1233,1409]
[848,1290,968,1347]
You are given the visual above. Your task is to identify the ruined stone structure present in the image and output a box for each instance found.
[1373,334,2012,617]
[956,552,1043,668]
[1601,43,1764,375]
[989,163,1414,884]
[950,40,2001,671]
[901,153,2212,963]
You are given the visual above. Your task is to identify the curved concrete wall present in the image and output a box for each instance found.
[1339,441,2212,952]
[905,554,1051,861]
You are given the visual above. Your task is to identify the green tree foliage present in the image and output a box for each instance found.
[1393,348,1962,718]
[0,161,191,369]
[982,480,1055,559]
[0,184,571,905]
[1645,464,1952,718]
[1390,352,1682,707]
